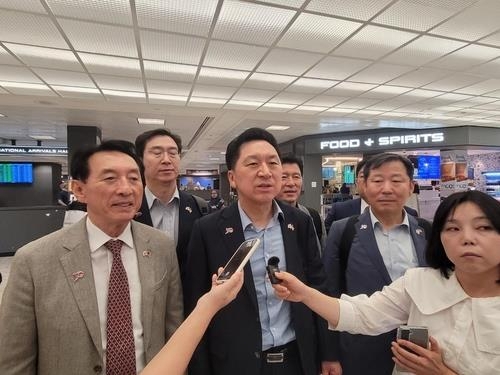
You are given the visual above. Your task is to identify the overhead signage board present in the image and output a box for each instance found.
[0,146,68,156]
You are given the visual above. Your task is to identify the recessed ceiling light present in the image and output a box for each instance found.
[0,113,5,117]
[266,125,290,131]
[137,118,165,126]
[29,135,56,140]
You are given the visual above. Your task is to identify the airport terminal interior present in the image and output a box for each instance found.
[2,1,500,298]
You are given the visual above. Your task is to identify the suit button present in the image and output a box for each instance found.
[93,365,102,373]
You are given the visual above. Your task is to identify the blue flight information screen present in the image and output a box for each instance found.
[416,156,440,179]
[0,163,34,183]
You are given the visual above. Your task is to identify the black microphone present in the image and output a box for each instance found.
[266,256,282,284]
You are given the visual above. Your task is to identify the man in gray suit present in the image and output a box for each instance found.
[322,153,429,375]
[0,140,183,375]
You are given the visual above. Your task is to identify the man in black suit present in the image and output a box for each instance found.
[184,128,336,375]
[134,129,205,285]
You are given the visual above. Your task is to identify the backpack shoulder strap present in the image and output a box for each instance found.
[192,194,209,215]
[338,215,359,293]
[306,206,323,242]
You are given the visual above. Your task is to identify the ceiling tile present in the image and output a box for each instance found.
[192,84,237,99]
[146,80,192,96]
[285,77,337,93]
[359,85,412,99]
[213,1,295,45]
[33,68,94,87]
[326,81,376,95]
[0,0,46,13]
[349,62,414,84]
[388,67,451,87]
[244,72,297,90]
[373,0,472,32]
[47,0,132,26]
[232,88,277,101]
[305,56,372,80]
[337,97,380,109]
[52,85,103,99]
[268,92,314,104]
[103,89,146,102]
[141,30,206,64]
[291,105,328,113]
[143,61,197,82]
[79,53,141,77]
[188,97,227,108]
[257,0,305,7]
[467,57,500,79]
[480,30,500,47]
[306,0,394,21]
[258,103,297,112]
[6,43,82,71]
[225,100,263,110]
[423,73,485,91]
[258,48,323,75]
[93,74,144,91]
[0,81,55,96]
[404,88,443,98]
[60,19,137,57]
[427,44,500,71]
[383,35,467,66]
[278,13,361,53]
[304,95,348,106]
[333,25,417,60]
[455,78,500,95]
[136,0,217,37]
[148,93,187,105]
[197,67,250,87]
[0,45,21,65]
[0,10,68,48]
[204,40,268,70]
[0,65,42,83]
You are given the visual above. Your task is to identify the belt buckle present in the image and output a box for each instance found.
[266,352,284,363]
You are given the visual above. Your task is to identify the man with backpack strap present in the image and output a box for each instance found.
[322,153,430,375]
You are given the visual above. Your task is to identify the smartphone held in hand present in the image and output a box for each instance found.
[216,238,261,284]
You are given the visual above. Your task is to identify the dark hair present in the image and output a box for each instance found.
[356,158,369,176]
[70,140,143,182]
[363,153,414,180]
[281,155,303,175]
[135,128,182,158]
[426,190,500,281]
[225,127,281,170]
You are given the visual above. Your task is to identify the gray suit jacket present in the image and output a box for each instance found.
[0,219,183,375]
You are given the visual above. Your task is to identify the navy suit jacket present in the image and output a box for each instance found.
[184,201,331,375]
[134,190,204,284]
[324,198,418,234]
[322,211,429,374]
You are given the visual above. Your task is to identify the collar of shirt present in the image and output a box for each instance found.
[369,206,409,232]
[360,198,369,213]
[86,217,134,253]
[145,185,180,209]
[238,200,283,230]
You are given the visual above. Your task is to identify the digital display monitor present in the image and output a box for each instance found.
[0,163,34,184]
[343,165,355,184]
[416,156,440,179]
[179,176,214,190]
[322,167,335,179]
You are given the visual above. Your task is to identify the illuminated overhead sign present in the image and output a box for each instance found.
[0,146,68,156]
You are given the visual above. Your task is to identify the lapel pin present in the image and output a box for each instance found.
[142,250,152,257]
[72,271,85,282]
[416,228,423,235]
[185,206,192,214]
[225,227,234,235]
[134,211,143,217]
[360,224,367,230]
[287,223,295,231]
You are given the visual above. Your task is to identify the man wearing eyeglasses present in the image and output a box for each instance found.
[135,129,206,287]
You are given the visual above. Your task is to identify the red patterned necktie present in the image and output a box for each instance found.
[105,239,136,375]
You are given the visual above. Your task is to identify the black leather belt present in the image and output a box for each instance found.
[263,340,297,364]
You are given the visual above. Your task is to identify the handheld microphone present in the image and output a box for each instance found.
[266,256,282,284]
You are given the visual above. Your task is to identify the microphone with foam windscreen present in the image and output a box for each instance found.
[266,256,282,284]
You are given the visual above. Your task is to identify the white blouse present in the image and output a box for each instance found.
[334,268,500,375]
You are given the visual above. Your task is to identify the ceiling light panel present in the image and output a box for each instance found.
[79,53,141,77]
[244,73,297,90]
[0,81,55,96]
[306,56,372,80]
[333,25,417,60]
[143,61,197,82]
[383,35,466,66]
[337,98,380,109]
[325,107,356,114]
[59,19,137,57]
[204,40,268,70]
[269,92,314,105]
[141,30,206,64]
[0,66,41,84]
[5,44,82,71]
[456,79,500,95]
[232,88,277,102]
[430,2,500,41]
[146,80,192,96]
[148,94,187,105]
[326,81,376,95]
[258,103,297,112]
[189,97,227,108]
[278,13,362,54]
[93,74,144,91]
[423,73,485,91]
[427,44,500,71]
[136,0,217,37]
[266,125,290,130]
[51,85,102,99]
[388,67,451,87]
[192,84,237,99]
[0,46,21,65]
[0,0,47,13]
[225,100,263,110]
[292,105,328,113]
[102,89,145,99]
[33,68,95,87]
[350,63,415,84]
[258,49,323,75]
[197,67,250,87]
[0,10,68,48]
[47,0,132,26]
[286,78,338,94]
[137,118,165,125]
[373,0,468,32]
[307,0,394,21]
[213,1,295,45]
[304,95,348,107]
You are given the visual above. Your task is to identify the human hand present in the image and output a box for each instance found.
[201,268,244,311]
[391,336,456,375]
[321,360,342,375]
[271,271,310,303]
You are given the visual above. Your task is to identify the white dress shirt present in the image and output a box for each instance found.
[334,268,500,375]
[86,218,145,373]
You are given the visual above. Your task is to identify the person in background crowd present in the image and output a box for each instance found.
[208,189,224,212]
[273,190,500,375]
[184,127,337,375]
[0,140,183,375]
[57,181,70,206]
[322,153,430,375]
[340,182,350,195]
[277,155,325,253]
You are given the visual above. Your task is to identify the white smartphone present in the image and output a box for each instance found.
[216,238,261,283]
